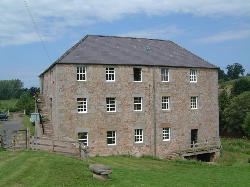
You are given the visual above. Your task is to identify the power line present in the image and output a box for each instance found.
[23,0,51,62]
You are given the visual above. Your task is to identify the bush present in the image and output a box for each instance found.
[16,92,35,115]
[242,112,250,138]
[231,78,250,96]
[224,91,250,136]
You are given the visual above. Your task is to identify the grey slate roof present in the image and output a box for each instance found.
[40,35,217,76]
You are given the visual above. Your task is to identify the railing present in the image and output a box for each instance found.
[30,136,89,161]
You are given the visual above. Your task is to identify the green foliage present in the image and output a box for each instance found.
[226,63,245,80]
[218,68,229,82]
[16,92,35,115]
[219,90,231,131]
[22,114,35,135]
[0,79,23,100]
[231,77,250,96]
[224,91,250,135]
[0,99,20,113]
[242,112,250,138]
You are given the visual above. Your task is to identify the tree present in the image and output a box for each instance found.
[242,112,250,138]
[224,91,250,135]
[219,90,231,131]
[218,68,229,82]
[226,63,245,80]
[16,91,35,115]
[231,78,250,96]
[0,79,23,100]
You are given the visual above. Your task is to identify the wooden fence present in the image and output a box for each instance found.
[29,136,89,161]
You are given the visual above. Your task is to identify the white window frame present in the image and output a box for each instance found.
[190,69,197,83]
[106,67,115,82]
[134,97,142,111]
[190,96,198,109]
[162,96,170,110]
[78,132,88,146]
[107,131,116,145]
[77,98,87,113]
[133,68,142,82]
[134,129,143,143]
[163,128,170,141]
[161,68,169,82]
[77,66,86,81]
[106,97,116,112]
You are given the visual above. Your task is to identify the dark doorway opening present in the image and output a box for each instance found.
[191,129,198,147]
[184,152,215,162]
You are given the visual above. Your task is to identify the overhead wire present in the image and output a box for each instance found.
[23,0,51,62]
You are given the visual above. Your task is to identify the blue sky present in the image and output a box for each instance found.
[1,0,250,88]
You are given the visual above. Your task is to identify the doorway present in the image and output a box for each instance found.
[191,129,198,147]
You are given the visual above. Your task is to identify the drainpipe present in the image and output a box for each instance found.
[153,66,157,157]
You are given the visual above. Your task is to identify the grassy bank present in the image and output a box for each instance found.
[0,138,249,186]
[21,114,35,135]
[0,99,19,112]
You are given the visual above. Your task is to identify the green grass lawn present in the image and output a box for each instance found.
[0,138,249,186]
[0,99,18,110]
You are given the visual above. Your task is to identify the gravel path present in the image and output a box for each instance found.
[0,112,25,147]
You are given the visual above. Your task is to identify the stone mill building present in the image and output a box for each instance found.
[39,35,221,160]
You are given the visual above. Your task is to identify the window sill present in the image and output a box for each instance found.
[78,112,87,114]
[162,109,171,112]
[190,81,197,83]
[106,80,115,82]
[107,144,117,147]
[77,80,87,82]
[163,139,170,142]
[133,81,142,82]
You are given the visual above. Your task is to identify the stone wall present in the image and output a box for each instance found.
[41,64,219,158]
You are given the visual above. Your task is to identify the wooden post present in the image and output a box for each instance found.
[26,128,30,149]
[31,136,34,150]
[52,139,55,152]
[79,143,81,158]
[13,136,16,151]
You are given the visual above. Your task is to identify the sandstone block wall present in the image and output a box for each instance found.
[40,64,219,158]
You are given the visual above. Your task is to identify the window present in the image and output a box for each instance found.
[77,98,87,113]
[77,66,86,81]
[106,98,116,112]
[78,132,88,146]
[106,67,115,81]
[107,131,116,145]
[133,68,142,82]
[163,128,170,141]
[162,96,170,110]
[134,129,143,143]
[190,96,198,109]
[134,97,142,111]
[161,68,169,82]
[190,69,197,82]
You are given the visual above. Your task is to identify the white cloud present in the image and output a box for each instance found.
[195,29,250,43]
[0,0,250,46]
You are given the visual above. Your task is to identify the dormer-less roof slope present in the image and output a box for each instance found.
[40,35,217,76]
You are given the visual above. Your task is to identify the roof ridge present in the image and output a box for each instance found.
[88,34,169,42]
